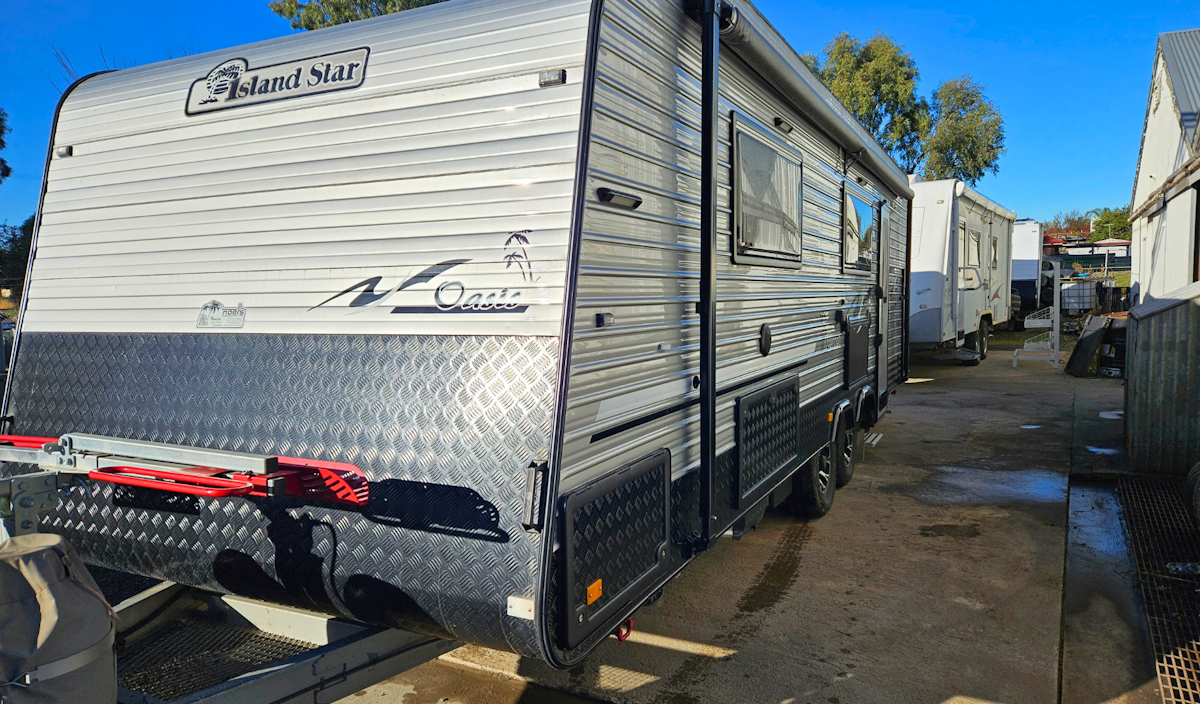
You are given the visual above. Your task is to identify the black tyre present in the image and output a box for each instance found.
[961,319,989,366]
[836,419,860,488]
[792,444,836,518]
[960,331,981,366]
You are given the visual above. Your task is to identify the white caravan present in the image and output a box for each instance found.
[1012,218,1043,310]
[7,0,912,669]
[908,178,1016,364]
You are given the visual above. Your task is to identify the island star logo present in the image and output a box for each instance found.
[200,59,248,105]
[185,47,369,115]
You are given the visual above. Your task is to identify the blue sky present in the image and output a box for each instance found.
[1,0,1198,226]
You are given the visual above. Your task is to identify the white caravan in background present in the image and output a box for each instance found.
[1012,218,1044,311]
[908,177,1017,365]
[6,0,913,670]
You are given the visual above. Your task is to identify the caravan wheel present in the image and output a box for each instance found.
[961,319,989,366]
[836,419,861,488]
[791,444,836,518]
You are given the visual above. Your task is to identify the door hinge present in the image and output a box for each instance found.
[522,461,548,532]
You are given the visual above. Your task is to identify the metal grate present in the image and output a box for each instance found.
[1118,477,1200,703]
[118,611,316,701]
[1025,306,1054,328]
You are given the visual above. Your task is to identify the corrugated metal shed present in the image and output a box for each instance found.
[1161,27,1200,148]
[1126,280,1200,475]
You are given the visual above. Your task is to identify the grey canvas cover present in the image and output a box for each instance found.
[0,534,116,704]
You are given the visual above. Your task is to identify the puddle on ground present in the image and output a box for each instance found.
[905,378,935,384]
[1021,425,1042,429]
[1087,446,1122,456]
[735,522,813,616]
[1062,483,1155,687]
[1099,411,1124,420]
[900,465,1067,506]
[652,521,813,704]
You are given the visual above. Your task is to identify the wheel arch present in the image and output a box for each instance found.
[830,399,853,445]
[853,386,877,428]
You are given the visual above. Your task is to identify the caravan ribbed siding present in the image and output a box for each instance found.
[9,0,597,662]
[558,0,899,490]
[27,0,590,337]
[887,195,909,389]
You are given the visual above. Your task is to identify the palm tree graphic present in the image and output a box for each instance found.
[504,231,538,282]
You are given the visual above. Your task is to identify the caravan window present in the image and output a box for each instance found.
[843,189,877,273]
[967,229,982,267]
[991,236,999,269]
[733,122,803,265]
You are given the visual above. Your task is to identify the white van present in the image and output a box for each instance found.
[908,178,1016,364]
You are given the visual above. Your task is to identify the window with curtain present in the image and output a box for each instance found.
[735,128,802,263]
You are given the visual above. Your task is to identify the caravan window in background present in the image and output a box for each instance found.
[733,120,803,265]
[991,236,999,269]
[843,188,877,273]
[967,229,982,267]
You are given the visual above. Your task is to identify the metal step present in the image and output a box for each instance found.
[110,580,457,704]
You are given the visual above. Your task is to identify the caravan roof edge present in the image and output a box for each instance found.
[719,0,914,201]
[959,182,1017,221]
[912,178,1016,221]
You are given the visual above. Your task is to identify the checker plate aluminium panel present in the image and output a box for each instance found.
[736,376,800,509]
[4,332,558,657]
[563,449,669,648]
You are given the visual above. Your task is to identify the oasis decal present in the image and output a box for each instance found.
[310,232,538,316]
[185,47,369,115]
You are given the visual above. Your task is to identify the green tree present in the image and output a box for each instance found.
[1086,206,1132,243]
[269,0,449,30]
[1046,209,1089,234]
[0,215,34,294]
[801,33,930,173]
[804,35,1006,185]
[0,109,13,185]
[922,77,1005,185]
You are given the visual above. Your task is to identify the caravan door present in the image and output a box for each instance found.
[876,203,891,397]
[957,220,982,340]
[955,220,967,344]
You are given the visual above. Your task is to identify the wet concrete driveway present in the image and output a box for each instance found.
[340,354,1155,704]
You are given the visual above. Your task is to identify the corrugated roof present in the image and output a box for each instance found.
[1161,28,1200,147]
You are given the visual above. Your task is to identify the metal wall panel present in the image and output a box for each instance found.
[558,0,898,492]
[7,332,559,657]
[7,0,597,666]
[28,0,591,337]
[888,195,910,388]
[1126,282,1200,474]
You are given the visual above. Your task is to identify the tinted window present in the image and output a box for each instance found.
[843,191,876,272]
